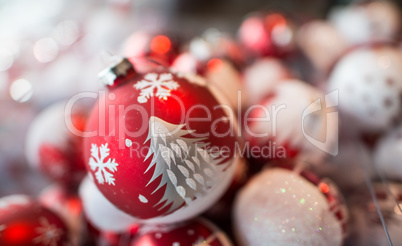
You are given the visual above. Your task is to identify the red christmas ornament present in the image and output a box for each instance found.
[39,185,83,245]
[238,12,296,58]
[25,101,87,188]
[84,61,239,223]
[82,216,138,246]
[130,217,232,246]
[0,195,70,246]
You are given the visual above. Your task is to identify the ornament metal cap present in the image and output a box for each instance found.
[98,57,135,88]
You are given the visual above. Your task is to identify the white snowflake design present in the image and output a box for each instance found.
[32,217,64,246]
[89,143,119,186]
[134,73,179,103]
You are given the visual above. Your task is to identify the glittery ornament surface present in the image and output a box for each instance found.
[234,168,343,246]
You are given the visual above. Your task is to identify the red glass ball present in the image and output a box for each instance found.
[130,217,232,246]
[0,195,70,246]
[238,12,296,58]
[83,69,238,222]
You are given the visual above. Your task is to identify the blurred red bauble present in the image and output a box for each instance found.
[82,216,138,246]
[39,184,83,245]
[25,101,88,188]
[238,12,296,58]
[130,217,232,246]
[122,31,180,65]
[0,195,70,246]
[84,62,239,223]
[172,29,246,75]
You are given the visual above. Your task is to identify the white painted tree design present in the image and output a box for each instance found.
[143,116,229,214]
[134,73,179,103]
[89,143,118,186]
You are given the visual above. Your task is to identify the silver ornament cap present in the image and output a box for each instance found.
[98,57,135,87]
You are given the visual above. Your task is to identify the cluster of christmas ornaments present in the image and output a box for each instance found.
[2,0,402,245]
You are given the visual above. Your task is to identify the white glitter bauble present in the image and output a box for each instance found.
[327,46,402,132]
[373,126,402,181]
[233,168,344,246]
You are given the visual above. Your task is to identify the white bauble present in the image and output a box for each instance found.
[246,79,338,164]
[243,58,290,106]
[233,168,344,246]
[329,1,400,45]
[328,46,402,132]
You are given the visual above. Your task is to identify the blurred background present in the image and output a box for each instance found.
[0,0,401,202]
[1,0,402,245]
[0,0,349,196]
